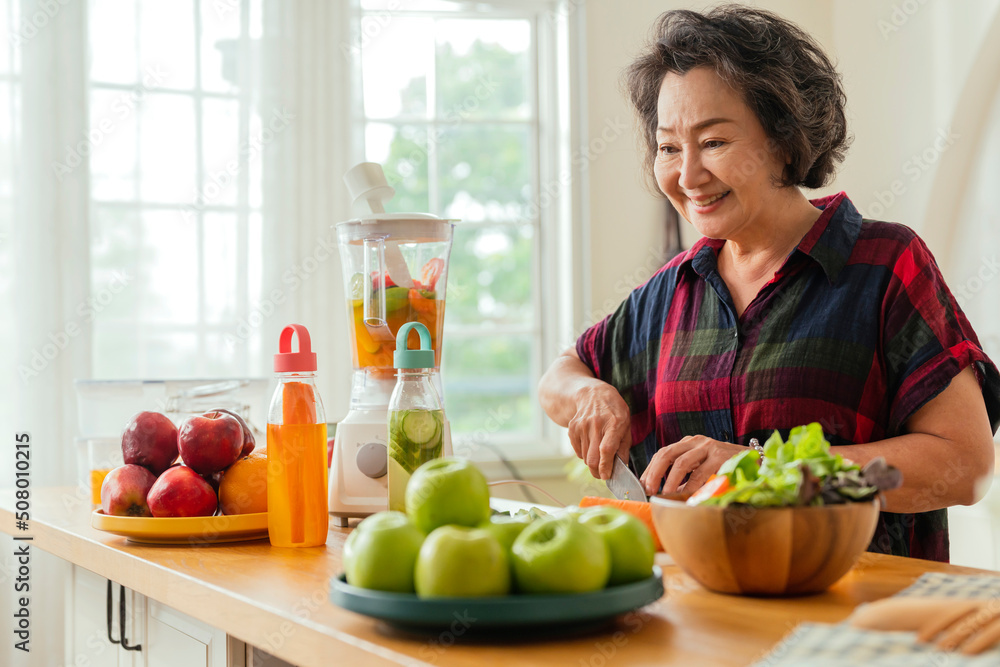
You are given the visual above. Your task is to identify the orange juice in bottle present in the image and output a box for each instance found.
[90,469,112,505]
[267,324,329,547]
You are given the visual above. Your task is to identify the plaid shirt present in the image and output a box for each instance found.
[577,192,1000,562]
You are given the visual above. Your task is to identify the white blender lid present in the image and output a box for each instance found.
[338,162,455,241]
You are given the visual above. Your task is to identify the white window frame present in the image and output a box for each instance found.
[87,0,262,378]
[349,0,584,463]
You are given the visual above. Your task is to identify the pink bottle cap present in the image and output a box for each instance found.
[274,324,317,372]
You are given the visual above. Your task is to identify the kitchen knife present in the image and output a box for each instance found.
[606,455,647,502]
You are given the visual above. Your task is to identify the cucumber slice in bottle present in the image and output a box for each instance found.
[388,444,416,475]
[386,457,409,512]
[401,410,438,446]
[420,421,441,450]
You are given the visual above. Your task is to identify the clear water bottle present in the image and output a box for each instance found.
[387,322,445,512]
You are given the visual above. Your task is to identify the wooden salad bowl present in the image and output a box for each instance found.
[650,495,880,596]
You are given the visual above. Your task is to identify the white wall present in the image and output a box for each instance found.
[578,0,1000,327]
[830,0,999,235]
[580,0,831,327]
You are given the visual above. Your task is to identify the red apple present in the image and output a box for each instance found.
[177,412,244,475]
[204,407,255,457]
[147,466,218,518]
[101,464,157,517]
[121,411,179,476]
[203,470,223,492]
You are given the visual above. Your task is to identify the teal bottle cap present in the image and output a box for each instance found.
[394,322,435,369]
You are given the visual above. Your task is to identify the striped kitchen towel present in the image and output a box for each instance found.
[751,572,1000,666]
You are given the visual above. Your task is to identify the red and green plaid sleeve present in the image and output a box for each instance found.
[881,231,1000,433]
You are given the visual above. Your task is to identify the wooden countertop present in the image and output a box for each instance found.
[1,488,995,667]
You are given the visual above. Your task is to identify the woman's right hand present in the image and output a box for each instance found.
[538,349,633,480]
[567,382,632,481]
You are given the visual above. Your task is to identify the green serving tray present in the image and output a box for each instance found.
[330,566,663,633]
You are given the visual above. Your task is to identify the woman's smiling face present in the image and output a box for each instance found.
[653,67,790,241]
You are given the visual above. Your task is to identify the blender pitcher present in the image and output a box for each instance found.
[329,162,455,524]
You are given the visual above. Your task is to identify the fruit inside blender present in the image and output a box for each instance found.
[347,262,446,378]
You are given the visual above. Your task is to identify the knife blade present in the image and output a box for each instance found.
[606,455,647,502]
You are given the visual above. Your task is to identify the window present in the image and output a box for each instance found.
[87,0,265,378]
[354,1,570,455]
[4,1,577,470]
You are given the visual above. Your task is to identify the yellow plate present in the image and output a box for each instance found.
[91,510,268,545]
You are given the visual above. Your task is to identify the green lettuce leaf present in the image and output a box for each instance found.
[695,422,900,508]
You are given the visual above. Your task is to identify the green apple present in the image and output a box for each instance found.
[405,457,491,534]
[479,514,534,590]
[414,526,511,598]
[511,516,610,594]
[479,513,533,552]
[578,506,655,585]
[558,506,588,521]
[342,511,425,593]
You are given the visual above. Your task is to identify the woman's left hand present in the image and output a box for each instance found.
[640,435,747,496]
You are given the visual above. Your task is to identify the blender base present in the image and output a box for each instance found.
[329,413,390,521]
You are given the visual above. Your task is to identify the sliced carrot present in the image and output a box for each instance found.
[282,381,317,425]
[686,474,730,506]
[282,382,316,543]
[579,496,663,552]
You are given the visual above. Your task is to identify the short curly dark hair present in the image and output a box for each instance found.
[623,4,851,191]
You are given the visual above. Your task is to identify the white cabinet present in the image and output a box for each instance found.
[69,566,246,667]
[68,566,143,667]
[145,600,237,667]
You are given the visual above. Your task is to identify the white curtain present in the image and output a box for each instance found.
[0,2,355,665]
[259,0,355,416]
[3,2,88,665]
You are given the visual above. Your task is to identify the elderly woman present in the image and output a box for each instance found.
[539,5,1000,561]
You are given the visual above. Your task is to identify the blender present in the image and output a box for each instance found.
[329,163,455,525]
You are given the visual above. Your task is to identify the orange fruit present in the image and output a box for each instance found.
[218,450,268,515]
